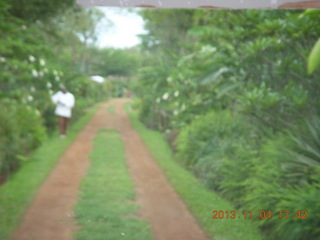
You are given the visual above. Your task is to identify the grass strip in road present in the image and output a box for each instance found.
[126,103,263,240]
[0,104,100,240]
[74,130,152,240]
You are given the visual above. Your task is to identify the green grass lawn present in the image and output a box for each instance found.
[125,102,264,240]
[0,104,100,240]
[74,130,152,240]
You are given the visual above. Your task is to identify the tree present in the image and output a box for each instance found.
[88,47,141,77]
[7,0,75,22]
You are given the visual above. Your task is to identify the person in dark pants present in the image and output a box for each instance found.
[51,86,75,138]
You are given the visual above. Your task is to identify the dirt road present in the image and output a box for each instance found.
[12,99,208,240]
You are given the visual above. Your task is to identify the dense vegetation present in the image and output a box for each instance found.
[0,1,139,178]
[134,9,320,240]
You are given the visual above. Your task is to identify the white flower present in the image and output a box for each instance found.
[173,110,179,115]
[40,59,46,66]
[0,57,6,63]
[27,95,33,102]
[32,69,38,78]
[162,93,169,100]
[167,77,173,83]
[121,233,125,236]
[277,39,282,44]
[30,86,36,92]
[47,82,52,88]
[49,90,54,95]
[174,90,179,97]
[156,98,161,103]
[21,25,27,30]
[55,76,60,81]
[181,104,186,111]
[29,55,36,62]
[53,70,58,76]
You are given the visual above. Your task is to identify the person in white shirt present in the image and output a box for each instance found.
[51,86,75,138]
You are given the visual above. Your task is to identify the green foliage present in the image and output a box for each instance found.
[283,117,320,183]
[0,1,113,177]
[176,110,252,190]
[238,82,308,133]
[176,111,320,239]
[308,38,320,74]
[136,64,173,130]
[8,0,75,22]
[135,9,320,239]
[89,47,141,77]
[241,135,292,212]
[271,181,320,240]
[137,9,320,132]
[0,101,46,176]
[139,9,195,55]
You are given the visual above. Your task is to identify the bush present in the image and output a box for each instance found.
[271,179,320,240]
[139,100,170,130]
[175,108,320,239]
[282,116,320,184]
[238,132,320,239]
[0,101,47,176]
[242,134,292,209]
[176,110,254,190]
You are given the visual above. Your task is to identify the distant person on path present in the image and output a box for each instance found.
[51,86,75,138]
[125,88,131,98]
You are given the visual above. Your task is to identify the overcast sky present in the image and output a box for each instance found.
[95,7,147,49]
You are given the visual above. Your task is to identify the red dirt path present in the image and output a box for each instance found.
[12,99,209,240]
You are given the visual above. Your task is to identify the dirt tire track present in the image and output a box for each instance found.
[12,100,117,240]
[12,99,209,240]
[116,100,209,240]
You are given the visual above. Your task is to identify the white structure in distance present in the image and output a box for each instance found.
[90,75,105,83]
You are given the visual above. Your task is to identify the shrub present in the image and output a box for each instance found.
[175,108,320,239]
[282,116,320,184]
[176,110,253,190]
[0,101,47,176]
[240,131,320,239]
[219,147,259,207]
[269,180,320,240]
